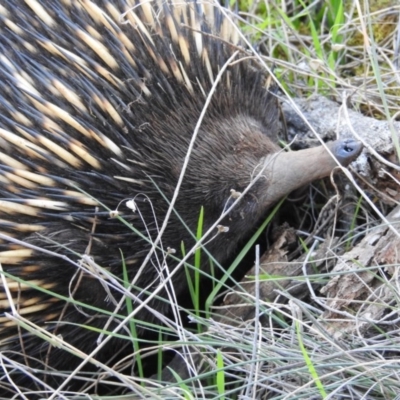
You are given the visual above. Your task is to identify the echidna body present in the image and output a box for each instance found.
[0,0,361,396]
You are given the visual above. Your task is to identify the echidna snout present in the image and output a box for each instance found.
[261,138,363,205]
[0,0,362,396]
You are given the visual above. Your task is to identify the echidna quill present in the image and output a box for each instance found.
[0,0,362,396]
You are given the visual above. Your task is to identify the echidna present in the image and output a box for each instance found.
[0,0,362,396]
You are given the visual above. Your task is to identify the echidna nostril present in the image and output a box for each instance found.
[332,139,363,164]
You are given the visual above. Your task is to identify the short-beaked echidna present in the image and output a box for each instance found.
[0,0,362,396]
